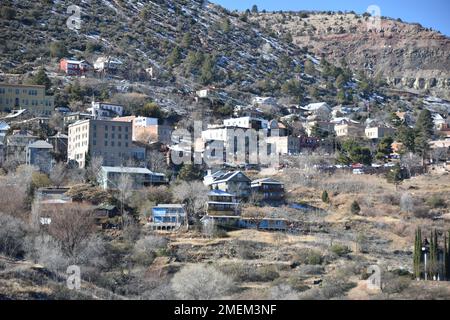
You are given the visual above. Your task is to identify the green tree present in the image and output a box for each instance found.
[166,46,182,67]
[415,109,434,139]
[350,201,361,215]
[49,41,68,59]
[178,164,203,181]
[385,163,405,190]
[29,68,52,92]
[321,190,329,204]
[375,136,394,162]
[281,79,304,102]
[389,112,403,128]
[200,54,215,85]
[336,74,346,89]
[444,231,449,281]
[0,7,16,20]
[304,60,315,75]
[413,227,422,280]
[251,5,259,13]
[338,140,372,165]
[139,102,164,119]
[429,229,439,280]
[396,125,416,153]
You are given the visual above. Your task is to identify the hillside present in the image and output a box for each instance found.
[0,0,311,94]
[252,11,450,98]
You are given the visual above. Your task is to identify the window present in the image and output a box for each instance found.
[104,141,108,146]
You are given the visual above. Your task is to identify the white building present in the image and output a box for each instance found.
[223,117,269,130]
[88,101,124,119]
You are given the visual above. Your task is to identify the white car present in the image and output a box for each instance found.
[353,169,364,175]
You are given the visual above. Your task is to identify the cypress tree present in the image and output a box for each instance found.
[429,229,438,280]
[413,227,422,280]
[444,232,449,281]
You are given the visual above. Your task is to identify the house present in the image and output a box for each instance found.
[5,130,38,164]
[365,126,395,140]
[266,136,300,155]
[88,101,124,119]
[206,171,251,200]
[251,178,285,202]
[26,140,54,173]
[0,121,10,136]
[432,113,447,130]
[94,56,123,73]
[0,83,54,116]
[252,97,277,106]
[47,132,68,162]
[93,204,120,229]
[207,189,240,216]
[300,102,331,120]
[59,59,91,76]
[268,119,289,137]
[63,112,92,128]
[299,135,319,150]
[35,187,72,205]
[223,116,269,130]
[305,121,334,137]
[200,215,288,231]
[334,120,365,138]
[113,116,172,145]
[97,166,167,190]
[149,204,186,230]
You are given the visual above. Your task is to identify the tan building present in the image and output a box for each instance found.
[334,123,365,137]
[266,136,300,155]
[365,127,395,140]
[113,116,172,144]
[68,119,140,168]
[0,83,54,116]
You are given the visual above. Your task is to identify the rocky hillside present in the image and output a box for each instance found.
[0,0,312,94]
[251,11,450,98]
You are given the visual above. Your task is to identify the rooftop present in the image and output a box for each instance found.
[28,140,53,149]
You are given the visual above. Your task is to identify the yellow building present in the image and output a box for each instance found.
[0,83,54,116]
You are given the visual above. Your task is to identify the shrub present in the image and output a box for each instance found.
[350,201,361,215]
[329,244,351,257]
[426,196,446,209]
[171,264,234,300]
[0,213,28,258]
[321,190,329,203]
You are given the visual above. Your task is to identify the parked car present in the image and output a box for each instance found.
[353,169,364,175]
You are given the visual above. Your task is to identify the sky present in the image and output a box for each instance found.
[212,0,450,36]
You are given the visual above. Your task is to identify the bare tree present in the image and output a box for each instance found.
[401,152,422,178]
[147,150,167,173]
[0,213,28,258]
[85,156,103,184]
[172,181,208,220]
[400,192,414,213]
[171,264,234,300]
[46,204,96,258]
[50,162,67,187]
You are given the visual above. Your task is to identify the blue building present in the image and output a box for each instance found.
[150,204,186,231]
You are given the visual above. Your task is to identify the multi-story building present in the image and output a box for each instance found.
[63,112,92,128]
[59,59,91,76]
[68,119,141,168]
[47,132,68,162]
[266,136,300,155]
[223,116,269,130]
[365,126,395,140]
[0,83,54,116]
[251,178,285,202]
[89,101,124,119]
[26,140,54,174]
[207,189,240,216]
[334,121,365,138]
[5,130,38,164]
[205,171,252,200]
[113,116,172,145]
[150,204,186,230]
[97,166,166,190]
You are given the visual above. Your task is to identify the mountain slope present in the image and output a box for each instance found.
[251,11,450,98]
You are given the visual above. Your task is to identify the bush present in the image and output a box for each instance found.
[329,244,351,257]
[171,264,234,300]
[351,201,361,215]
[426,196,446,209]
[0,213,28,258]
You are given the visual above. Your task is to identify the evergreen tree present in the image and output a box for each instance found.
[429,229,439,280]
[251,5,258,13]
[375,136,394,162]
[444,231,449,281]
[321,190,329,203]
[413,227,422,280]
[166,46,182,67]
[200,54,215,85]
[350,201,361,215]
[30,68,52,92]
[385,163,405,190]
[415,109,434,139]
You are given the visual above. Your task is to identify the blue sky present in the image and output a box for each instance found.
[212,0,450,36]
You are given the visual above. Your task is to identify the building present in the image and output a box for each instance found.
[206,171,251,200]
[68,119,138,168]
[94,56,123,73]
[59,59,90,76]
[150,204,186,230]
[5,130,38,164]
[0,141,4,166]
[201,215,288,231]
[207,189,240,216]
[252,97,277,106]
[305,121,334,137]
[223,116,269,130]
[113,116,172,145]
[334,121,365,137]
[0,83,54,116]
[98,166,166,190]
[300,102,331,120]
[89,101,124,119]
[365,126,395,140]
[26,140,54,173]
[63,112,92,128]
[266,136,300,155]
[0,121,9,146]
[47,132,68,162]
[251,178,285,202]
